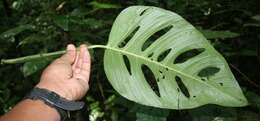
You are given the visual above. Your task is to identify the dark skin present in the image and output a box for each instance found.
[0,44,91,121]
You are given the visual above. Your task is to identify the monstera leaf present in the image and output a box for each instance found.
[103,6,247,109]
[0,6,248,110]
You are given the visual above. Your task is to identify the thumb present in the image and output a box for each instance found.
[59,44,76,64]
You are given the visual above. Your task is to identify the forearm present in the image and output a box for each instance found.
[0,99,60,121]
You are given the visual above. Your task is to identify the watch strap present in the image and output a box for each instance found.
[25,87,85,121]
[27,88,85,111]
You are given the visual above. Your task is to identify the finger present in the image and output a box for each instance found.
[72,50,80,70]
[59,44,76,64]
[80,44,91,79]
[73,45,85,75]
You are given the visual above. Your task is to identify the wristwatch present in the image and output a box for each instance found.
[24,87,85,121]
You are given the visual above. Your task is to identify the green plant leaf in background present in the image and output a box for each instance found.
[89,1,121,9]
[243,14,260,27]
[245,91,260,111]
[0,24,34,40]
[53,15,69,31]
[103,6,248,109]
[252,15,260,21]
[189,105,237,121]
[198,29,240,39]
[21,59,50,77]
[136,105,169,121]
[18,34,48,46]
[238,111,260,121]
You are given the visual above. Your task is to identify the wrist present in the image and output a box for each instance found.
[36,83,73,101]
[25,87,85,111]
[24,87,84,121]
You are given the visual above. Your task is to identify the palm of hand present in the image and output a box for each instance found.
[37,45,91,101]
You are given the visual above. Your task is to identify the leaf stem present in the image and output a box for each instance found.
[1,45,107,64]
[0,44,249,104]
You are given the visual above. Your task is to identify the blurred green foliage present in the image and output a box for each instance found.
[0,0,260,121]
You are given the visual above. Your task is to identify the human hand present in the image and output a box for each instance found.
[36,44,91,101]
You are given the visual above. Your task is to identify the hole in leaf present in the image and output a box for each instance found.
[140,8,149,16]
[159,70,163,73]
[197,67,220,77]
[174,48,205,64]
[157,49,172,62]
[156,78,160,82]
[175,76,190,98]
[193,96,196,98]
[123,55,131,75]
[148,53,154,58]
[141,64,160,97]
[165,68,168,71]
[162,75,165,79]
[219,83,223,86]
[142,25,173,51]
[201,78,206,81]
[118,26,140,48]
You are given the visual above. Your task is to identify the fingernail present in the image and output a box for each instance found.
[67,44,74,50]
[80,44,87,48]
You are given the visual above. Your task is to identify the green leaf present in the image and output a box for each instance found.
[252,15,260,21]
[89,1,121,9]
[238,111,260,121]
[70,18,104,29]
[2,89,10,102]
[21,59,50,77]
[245,91,260,110]
[189,105,237,121]
[198,29,240,39]
[0,24,34,40]
[244,23,260,27]
[136,105,169,121]
[224,49,257,57]
[88,101,104,121]
[111,109,118,121]
[18,34,48,46]
[53,15,69,31]
[103,6,247,109]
